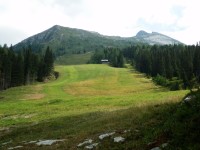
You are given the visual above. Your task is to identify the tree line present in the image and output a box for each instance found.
[89,48,125,68]
[0,45,54,90]
[123,44,200,90]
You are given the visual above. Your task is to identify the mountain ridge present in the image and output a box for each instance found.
[13,25,183,56]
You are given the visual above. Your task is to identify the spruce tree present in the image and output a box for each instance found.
[44,46,54,76]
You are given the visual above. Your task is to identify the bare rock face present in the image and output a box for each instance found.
[136,30,150,37]
[136,30,182,45]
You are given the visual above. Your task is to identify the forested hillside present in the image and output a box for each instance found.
[123,44,200,90]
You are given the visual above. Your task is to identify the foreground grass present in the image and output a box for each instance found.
[0,64,189,149]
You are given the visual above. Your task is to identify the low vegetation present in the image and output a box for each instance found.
[0,64,192,149]
[55,52,93,65]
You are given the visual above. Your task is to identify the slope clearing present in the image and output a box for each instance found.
[55,52,92,65]
[0,64,188,149]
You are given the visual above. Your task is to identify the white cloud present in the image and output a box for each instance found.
[0,0,200,45]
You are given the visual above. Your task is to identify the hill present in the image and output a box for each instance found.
[13,25,182,56]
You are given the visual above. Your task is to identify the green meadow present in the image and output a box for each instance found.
[0,64,188,149]
[55,52,93,65]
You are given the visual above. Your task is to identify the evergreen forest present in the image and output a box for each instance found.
[0,45,54,90]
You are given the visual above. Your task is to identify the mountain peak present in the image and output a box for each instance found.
[136,30,149,37]
[51,25,63,30]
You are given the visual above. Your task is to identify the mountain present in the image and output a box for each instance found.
[135,30,181,45]
[13,25,182,56]
[13,25,134,56]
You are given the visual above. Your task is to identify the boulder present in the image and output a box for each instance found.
[85,143,99,149]
[77,139,93,147]
[99,132,115,140]
[114,137,125,143]
[151,147,161,150]
[36,139,64,146]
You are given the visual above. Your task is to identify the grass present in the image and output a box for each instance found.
[0,64,189,149]
[55,52,93,65]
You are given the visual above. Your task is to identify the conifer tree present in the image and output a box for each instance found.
[44,46,54,76]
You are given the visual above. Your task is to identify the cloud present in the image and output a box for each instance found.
[0,0,200,45]
[171,5,185,18]
[0,26,27,46]
[137,18,186,33]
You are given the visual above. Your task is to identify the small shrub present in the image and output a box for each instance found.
[54,71,59,79]
[153,74,169,86]
[169,81,180,91]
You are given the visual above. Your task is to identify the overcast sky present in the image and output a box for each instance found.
[0,0,199,45]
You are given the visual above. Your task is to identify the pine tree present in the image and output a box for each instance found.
[24,47,32,84]
[193,44,200,89]
[44,46,54,76]
[164,48,173,79]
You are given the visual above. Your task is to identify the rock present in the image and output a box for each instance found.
[21,141,27,143]
[77,139,93,147]
[99,132,115,140]
[0,127,10,132]
[85,143,99,149]
[8,146,23,149]
[183,95,196,104]
[161,143,168,148]
[36,139,65,146]
[1,140,12,146]
[124,129,131,133]
[147,141,157,148]
[28,141,37,144]
[184,96,192,102]
[151,147,161,150]
[85,145,93,149]
[134,129,140,133]
[114,137,125,143]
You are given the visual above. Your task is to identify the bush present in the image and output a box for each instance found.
[54,71,59,79]
[153,74,169,86]
[169,81,180,91]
